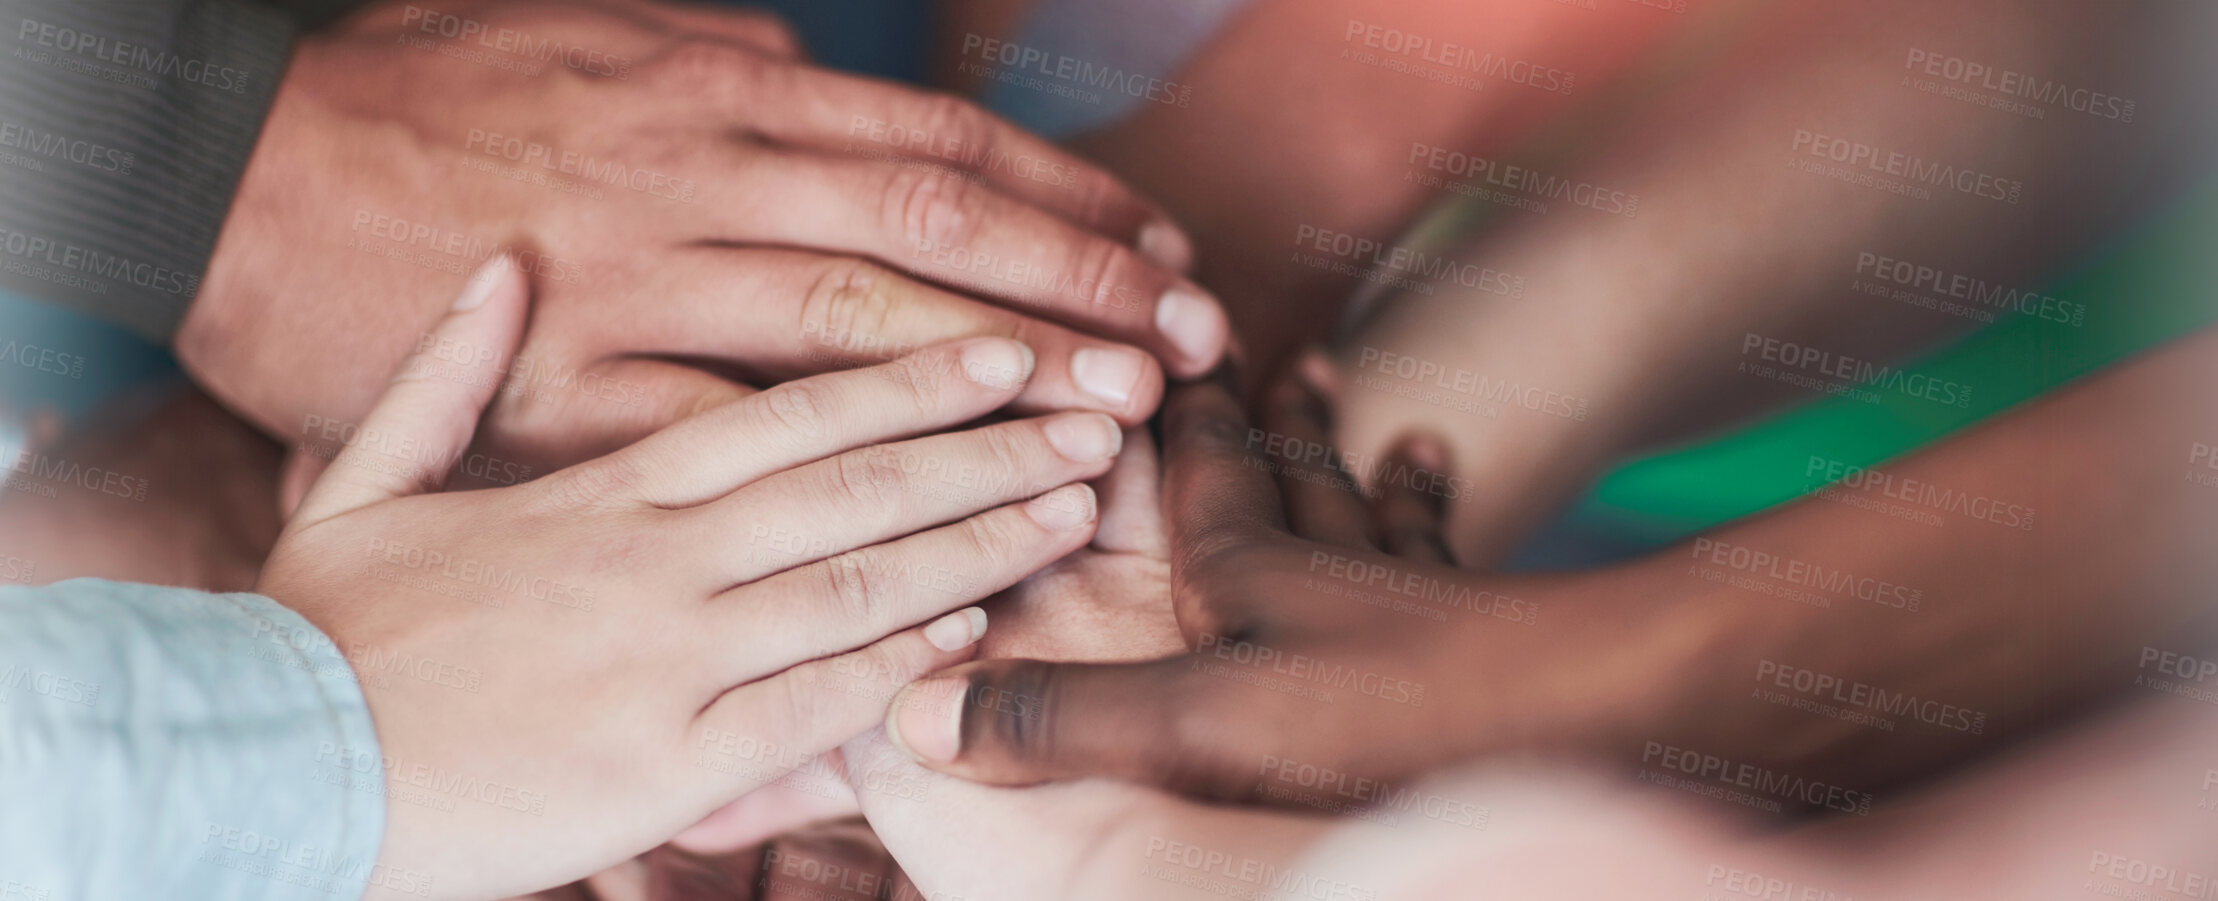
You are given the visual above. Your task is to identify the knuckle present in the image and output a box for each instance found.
[986,662,1063,767]
[766,668,832,748]
[888,351,949,417]
[826,448,902,507]
[1068,237,1137,313]
[647,37,772,92]
[884,166,984,253]
[958,507,1027,566]
[912,93,995,157]
[819,550,887,624]
[534,456,645,515]
[972,426,1031,487]
[733,13,802,57]
[755,380,832,440]
[798,260,900,358]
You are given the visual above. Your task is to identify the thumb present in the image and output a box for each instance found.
[276,448,331,521]
[292,254,529,524]
[883,654,1284,799]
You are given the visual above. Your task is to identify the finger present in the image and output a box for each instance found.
[633,2,805,59]
[1372,436,1456,565]
[584,338,1036,509]
[665,47,1190,268]
[1092,426,1166,557]
[293,255,528,524]
[1160,375,1290,594]
[704,413,1120,585]
[708,150,1227,376]
[277,448,331,521]
[1260,360,1376,549]
[489,356,755,470]
[669,776,861,855]
[718,485,1096,681]
[881,654,1295,797]
[614,251,1165,423]
[690,608,988,795]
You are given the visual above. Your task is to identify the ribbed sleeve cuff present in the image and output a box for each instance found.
[0,0,296,342]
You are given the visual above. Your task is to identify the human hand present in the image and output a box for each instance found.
[257,257,1128,900]
[190,0,1226,474]
[878,365,1672,800]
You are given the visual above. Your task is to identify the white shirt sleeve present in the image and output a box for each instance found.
[0,578,395,900]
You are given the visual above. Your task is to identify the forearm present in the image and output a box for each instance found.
[1335,0,2214,560]
[1611,326,2218,792]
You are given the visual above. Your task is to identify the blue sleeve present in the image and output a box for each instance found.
[0,579,395,900]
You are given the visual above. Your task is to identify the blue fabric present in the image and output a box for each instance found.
[984,0,1250,139]
[0,579,389,900]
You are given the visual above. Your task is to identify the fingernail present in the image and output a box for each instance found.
[1043,413,1121,463]
[961,338,1035,389]
[1295,348,1342,406]
[1400,434,1450,474]
[1070,347,1146,409]
[452,254,510,311]
[925,606,988,652]
[888,676,966,765]
[1154,286,1228,369]
[1137,218,1195,272]
[1025,483,1096,530]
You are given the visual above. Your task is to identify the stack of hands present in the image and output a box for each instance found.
[8,0,2215,899]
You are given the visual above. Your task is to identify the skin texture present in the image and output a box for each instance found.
[0,383,281,591]
[850,694,2218,901]
[188,0,1228,484]
[896,322,2218,809]
[256,258,1126,900]
[1028,0,2215,563]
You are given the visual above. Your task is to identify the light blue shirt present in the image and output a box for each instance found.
[0,579,389,900]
